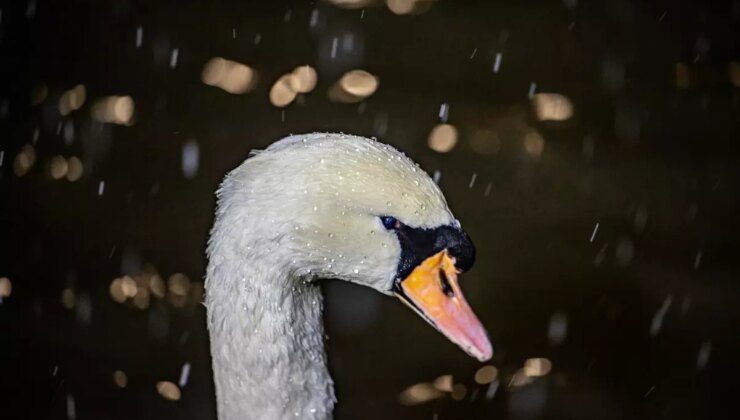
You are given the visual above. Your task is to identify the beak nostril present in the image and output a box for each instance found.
[439,268,455,298]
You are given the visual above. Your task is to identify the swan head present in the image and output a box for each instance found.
[213,133,492,361]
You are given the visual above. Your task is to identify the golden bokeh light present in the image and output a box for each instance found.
[149,274,166,298]
[269,75,298,107]
[108,266,186,306]
[201,58,228,85]
[202,57,257,94]
[114,97,134,122]
[13,144,36,177]
[61,288,76,309]
[168,273,191,297]
[386,0,433,15]
[339,70,378,98]
[268,65,318,107]
[223,64,257,94]
[109,278,126,303]
[387,0,415,14]
[509,369,534,387]
[523,357,552,377]
[156,381,181,401]
[66,156,84,182]
[532,93,573,121]
[49,155,68,180]
[451,383,467,401]
[474,365,498,385]
[432,374,453,392]
[523,130,545,158]
[133,287,150,309]
[120,276,137,298]
[427,123,458,153]
[398,382,443,406]
[328,0,375,9]
[0,277,12,298]
[289,65,318,94]
[113,370,128,388]
[329,69,379,103]
[59,84,87,116]
[91,96,135,125]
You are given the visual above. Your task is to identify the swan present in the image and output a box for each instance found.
[205,132,492,419]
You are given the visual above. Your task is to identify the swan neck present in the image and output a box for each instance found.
[206,256,335,419]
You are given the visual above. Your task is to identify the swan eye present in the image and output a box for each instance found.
[380,216,401,230]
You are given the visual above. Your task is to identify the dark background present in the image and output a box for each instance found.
[1,0,739,419]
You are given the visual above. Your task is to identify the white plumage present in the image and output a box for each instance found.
[205,133,461,419]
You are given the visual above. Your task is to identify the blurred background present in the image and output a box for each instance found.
[1,0,739,419]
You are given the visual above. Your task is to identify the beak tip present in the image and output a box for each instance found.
[471,340,494,362]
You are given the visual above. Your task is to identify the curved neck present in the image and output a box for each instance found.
[206,253,335,419]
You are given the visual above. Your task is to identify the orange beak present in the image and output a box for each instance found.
[395,250,492,361]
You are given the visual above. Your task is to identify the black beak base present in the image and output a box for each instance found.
[391,224,476,292]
